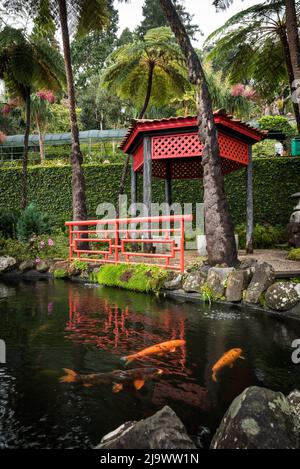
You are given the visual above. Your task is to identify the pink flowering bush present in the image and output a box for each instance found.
[36,90,55,104]
[231,83,255,100]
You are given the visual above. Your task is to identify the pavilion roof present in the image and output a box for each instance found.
[120,110,267,153]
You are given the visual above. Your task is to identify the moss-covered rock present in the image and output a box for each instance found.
[95,264,168,293]
[53,268,69,279]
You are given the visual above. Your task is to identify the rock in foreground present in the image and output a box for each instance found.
[265,282,299,311]
[0,256,17,273]
[95,406,196,450]
[211,386,298,449]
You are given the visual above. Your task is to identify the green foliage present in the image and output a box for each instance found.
[71,0,118,89]
[16,203,52,241]
[0,209,18,238]
[258,116,296,138]
[287,248,300,261]
[0,232,69,261]
[0,158,299,229]
[136,0,200,40]
[252,140,277,158]
[96,263,168,293]
[205,2,289,106]
[72,259,89,271]
[236,224,285,249]
[101,27,190,113]
[53,268,68,279]
[200,283,215,303]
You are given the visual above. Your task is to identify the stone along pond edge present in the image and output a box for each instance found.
[1,255,300,321]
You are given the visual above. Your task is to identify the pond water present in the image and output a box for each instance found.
[0,279,300,449]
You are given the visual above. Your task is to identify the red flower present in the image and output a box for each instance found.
[36,90,55,104]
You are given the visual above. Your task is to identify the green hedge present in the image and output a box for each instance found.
[1,157,299,227]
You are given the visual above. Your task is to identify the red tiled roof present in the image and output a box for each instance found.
[120,110,267,153]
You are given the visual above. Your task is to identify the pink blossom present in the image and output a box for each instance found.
[48,239,55,247]
[231,83,245,97]
[1,104,11,116]
[36,90,55,104]
[35,258,41,264]
[243,87,256,100]
[39,241,45,248]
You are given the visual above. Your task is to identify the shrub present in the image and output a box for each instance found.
[258,116,296,138]
[0,233,69,261]
[0,209,18,238]
[95,264,168,293]
[17,203,52,241]
[287,248,300,261]
[236,223,284,249]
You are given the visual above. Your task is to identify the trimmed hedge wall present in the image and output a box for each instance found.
[1,158,299,227]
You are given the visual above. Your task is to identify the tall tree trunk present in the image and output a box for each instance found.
[138,63,155,120]
[279,28,300,133]
[21,87,31,210]
[36,116,45,162]
[58,0,87,222]
[285,0,300,133]
[116,63,155,219]
[159,0,237,266]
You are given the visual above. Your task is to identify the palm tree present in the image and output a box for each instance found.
[0,26,65,208]
[206,0,300,133]
[31,90,55,162]
[5,0,113,221]
[158,0,238,266]
[101,26,190,217]
[285,0,300,121]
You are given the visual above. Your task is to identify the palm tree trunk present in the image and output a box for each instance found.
[58,0,88,222]
[36,116,45,162]
[138,63,155,120]
[159,0,237,266]
[279,28,300,133]
[21,87,31,210]
[285,0,300,133]
[116,63,155,219]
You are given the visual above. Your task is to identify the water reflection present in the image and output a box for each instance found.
[66,286,187,375]
[0,280,300,448]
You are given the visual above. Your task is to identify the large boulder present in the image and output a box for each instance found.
[211,387,298,449]
[287,390,300,442]
[226,270,249,302]
[164,274,183,291]
[244,262,275,304]
[36,260,50,273]
[183,271,207,293]
[265,282,299,311]
[19,260,36,273]
[0,256,17,273]
[207,267,235,299]
[95,406,196,450]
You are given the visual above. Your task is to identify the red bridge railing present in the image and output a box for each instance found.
[65,214,193,273]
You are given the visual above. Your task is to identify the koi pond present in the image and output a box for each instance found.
[0,279,300,449]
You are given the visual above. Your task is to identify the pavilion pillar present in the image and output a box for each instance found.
[246,145,254,254]
[165,161,172,208]
[131,160,137,217]
[143,137,152,251]
[143,136,152,217]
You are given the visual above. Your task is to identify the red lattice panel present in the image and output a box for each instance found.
[171,159,203,179]
[219,132,248,165]
[152,133,203,159]
[133,143,144,172]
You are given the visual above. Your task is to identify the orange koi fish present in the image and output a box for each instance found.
[212,348,245,382]
[121,339,186,366]
[60,367,163,393]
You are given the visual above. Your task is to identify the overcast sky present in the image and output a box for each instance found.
[115,0,259,46]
